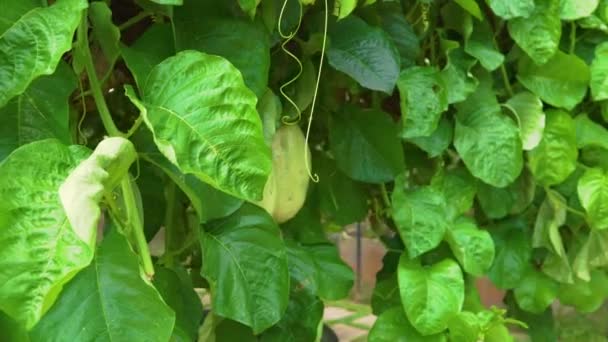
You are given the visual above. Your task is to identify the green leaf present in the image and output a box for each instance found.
[88,2,120,66]
[30,228,175,341]
[286,240,354,300]
[372,273,401,316]
[0,140,91,328]
[465,19,505,71]
[455,0,483,19]
[488,218,532,289]
[378,5,420,68]
[454,73,523,187]
[506,92,545,150]
[446,217,495,276]
[238,0,261,18]
[575,114,608,150]
[485,0,534,19]
[517,51,590,111]
[447,311,480,342]
[407,116,454,158]
[558,270,608,313]
[0,0,87,107]
[560,0,599,20]
[528,109,578,186]
[327,15,400,94]
[578,167,608,230]
[148,0,182,4]
[174,4,270,97]
[0,62,75,160]
[369,307,447,342]
[259,287,323,342]
[153,266,203,341]
[399,256,465,335]
[333,0,357,19]
[431,166,477,220]
[329,106,405,183]
[200,204,289,333]
[590,42,608,101]
[508,0,561,65]
[441,43,479,104]
[121,24,175,88]
[398,66,448,138]
[392,178,450,259]
[476,182,515,219]
[514,270,558,314]
[125,51,271,202]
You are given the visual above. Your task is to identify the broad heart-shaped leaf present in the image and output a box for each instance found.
[514,270,558,314]
[174,3,270,97]
[392,177,451,259]
[454,73,523,188]
[398,66,448,138]
[369,307,447,342]
[0,140,91,328]
[488,218,532,289]
[377,4,420,68]
[121,24,175,88]
[153,266,203,341]
[445,217,495,277]
[201,204,289,334]
[591,42,608,101]
[30,228,175,341]
[125,50,271,202]
[59,137,137,242]
[0,0,87,107]
[517,51,590,111]
[333,0,357,19]
[485,0,534,19]
[465,18,504,71]
[286,241,354,300]
[329,106,405,183]
[431,166,477,220]
[399,256,465,335]
[506,92,545,150]
[0,61,75,161]
[508,0,561,65]
[558,270,608,313]
[578,168,608,230]
[476,182,515,219]
[560,0,599,19]
[575,114,608,150]
[327,15,400,94]
[528,109,578,186]
[407,117,454,158]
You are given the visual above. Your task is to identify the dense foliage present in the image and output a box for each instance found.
[0,0,608,340]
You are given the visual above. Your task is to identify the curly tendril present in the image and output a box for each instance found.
[278,0,304,125]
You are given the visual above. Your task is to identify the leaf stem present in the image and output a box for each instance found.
[500,63,514,97]
[78,13,122,137]
[126,116,144,138]
[121,177,155,277]
[569,22,577,54]
[380,183,391,209]
[163,181,177,266]
[118,11,151,31]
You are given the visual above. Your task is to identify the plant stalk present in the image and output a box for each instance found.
[121,177,155,277]
[163,182,177,266]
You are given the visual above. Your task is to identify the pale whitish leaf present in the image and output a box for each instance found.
[506,92,545,150]
[201,204,289,334]
[0,140,91,328]
[591,42,608,101]
[517,51,590,111]
[0,62,75,160]
[31,228,176,341]
[399,256,464,335]
[0,0,87,107]
[578,168,608,230]
[508,0,561,65]
[528,109,578,186]
[327,16,400,94]
[125,51,271,202]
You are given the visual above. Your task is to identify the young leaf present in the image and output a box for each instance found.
[517,51,590,111]
[506,92,545,150]
[398,256,465,335]
[398,66,448,138]
[528,109,578,186]
[30,227,176,341]
[485,0,534,19]
[369,307,447,342]
[0,62,75,160]
[392,179,451,259]
[445,217,495,276]
[333,0,357,19]
[0,140,91,328]
[200,204,289,334]
[329,106,405,183]
[514,270,558,314]
[577,167,608,230]
[590,42,608,101]
[327,16,400,94]
[508,0,561,65]
[125,51,271,202]
[0,0,87,107]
